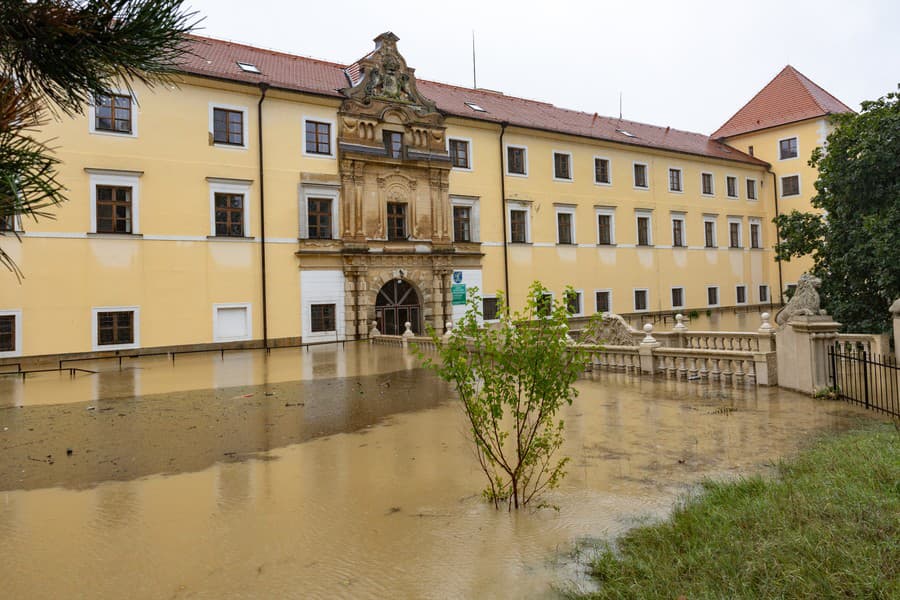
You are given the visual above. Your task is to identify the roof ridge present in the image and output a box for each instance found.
[187,34,350,71]
[789,65,853,114]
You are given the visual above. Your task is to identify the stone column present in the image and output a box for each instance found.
[753,312,777,386]
[775,315,841,394]
[638,324,660,375]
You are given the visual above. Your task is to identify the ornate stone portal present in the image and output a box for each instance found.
[296,32,482,339]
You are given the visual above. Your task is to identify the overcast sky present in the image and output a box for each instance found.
[185,0,899,135]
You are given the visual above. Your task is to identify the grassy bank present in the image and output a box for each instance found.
[579,423,900,599]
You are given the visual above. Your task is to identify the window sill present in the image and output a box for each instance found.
[509,241,531,245]
[303,151,335,158]
[633,186,650,191]
[87,232,143,239]
[636,244,654,248]
[556,242,576,246]
[506,171,528,178]
[213,143,248,150]
[596,243,616,247]
[207,235,257,242]
[90,129,136,138]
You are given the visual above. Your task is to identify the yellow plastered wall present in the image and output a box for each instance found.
[3,75,787,358]
[445,120,778,315]
[723,118,830,291]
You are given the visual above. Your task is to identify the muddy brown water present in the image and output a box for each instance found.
[0,344,876,599]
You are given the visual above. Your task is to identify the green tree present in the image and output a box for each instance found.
[0,0,198,278]
[423,282,592,510]
[774,89,900,333]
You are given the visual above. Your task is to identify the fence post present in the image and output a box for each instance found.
[862,351,870,409]
[891,298,900,361]
[830,346,837,390]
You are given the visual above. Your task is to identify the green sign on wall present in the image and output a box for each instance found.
[451,283,466,305]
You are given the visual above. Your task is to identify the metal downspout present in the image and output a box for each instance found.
[498,122,509,300]
[257,82,270,349]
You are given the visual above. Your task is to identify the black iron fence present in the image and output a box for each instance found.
[829,346,899,418]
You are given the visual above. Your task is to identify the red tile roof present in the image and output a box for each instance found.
[712,66,853,139]
[179,35,766,166]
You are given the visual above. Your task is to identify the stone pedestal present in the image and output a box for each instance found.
[776,315,841,394]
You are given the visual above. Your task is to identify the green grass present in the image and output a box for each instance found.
[579,424,900,599]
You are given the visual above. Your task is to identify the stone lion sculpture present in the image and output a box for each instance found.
[775,272,827,326]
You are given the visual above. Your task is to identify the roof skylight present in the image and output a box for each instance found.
[616,129,636,138]
[464,102,486,112]
[236,62,261,74]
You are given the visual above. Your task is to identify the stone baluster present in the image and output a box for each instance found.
[710,358,721,381]
[677,356,688,379]
[734,358,745,384]
[688,357,698,379]
[699,357,709,380]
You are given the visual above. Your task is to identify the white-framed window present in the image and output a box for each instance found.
[735,285,747,305]
[728,217,743,248]
[451,195,480,242]
[1,212,22,232]
[208,178,252,238]
[595,289,612,313]
[701,172,715,196]
[87,168,142,235]
[213,303,252,342]
[555,205,576,245]
[89,90,138,138]
[746,178,758,201]
[633,289,649,312]
[505,144,528,176]
[778,136,799,160]
[507,201,531,243]
[482,296,500,321]
[448,137,473,171]
[668,167,683,192]
[303,118,336,157]
[91,306,140,351]
[535,291,554,318]
[633,162,649,189]
[671,287,685,309]
[749,218,762,249]
[0,309,22,358]
[301,270,345,342]
[726,175,738,198]
[635,210,653,246]
[594,157,611,185]
[703,215,718,248]
[781,174,801,197]
[565,289,583,316]
[595,207,616,245]
[299,182,340,240]
[706,286,719,307]
[553,151,573,181]
[670,212,686,248]
[759,284,770,303]
[209,103,249,149]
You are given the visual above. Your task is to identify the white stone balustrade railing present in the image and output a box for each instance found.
[834,333,889,357]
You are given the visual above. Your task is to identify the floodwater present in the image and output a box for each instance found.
[0,344,876,599]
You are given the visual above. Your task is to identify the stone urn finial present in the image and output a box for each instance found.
[641,323,656,344]
[402,322,414,338]
[369,319,381,338]
[443,321,453,341]
[758,312,773,333]
[673,313,687,332]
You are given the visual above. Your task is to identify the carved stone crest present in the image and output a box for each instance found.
[341,32,438,115]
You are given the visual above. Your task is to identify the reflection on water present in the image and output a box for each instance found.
[0,346,876,599]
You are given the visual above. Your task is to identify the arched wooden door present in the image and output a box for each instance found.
[375,280,421,335]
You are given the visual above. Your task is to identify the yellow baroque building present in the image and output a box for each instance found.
[0,32,853,361]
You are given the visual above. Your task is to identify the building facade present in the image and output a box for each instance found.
[0,33,852,361]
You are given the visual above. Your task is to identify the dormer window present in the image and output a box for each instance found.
[384,131,403,159]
